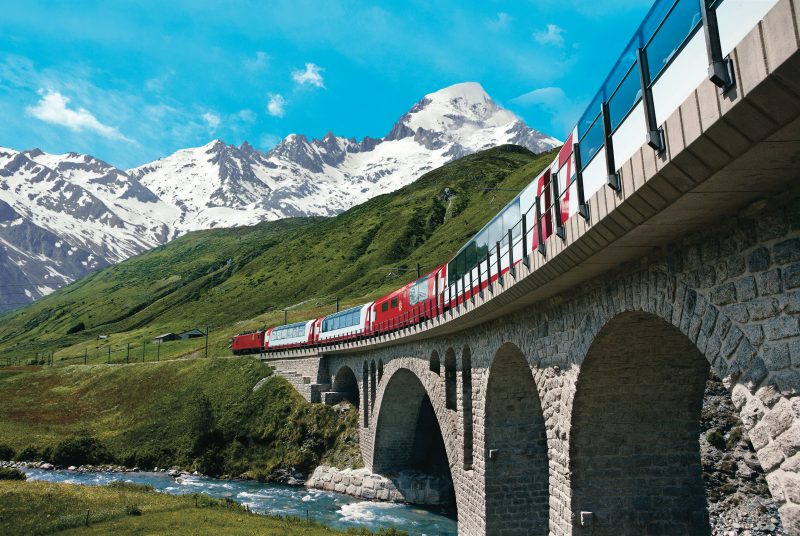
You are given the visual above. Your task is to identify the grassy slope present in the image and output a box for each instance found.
[0,145,556,363]
[0,480,389,535]
[0,359,360,479]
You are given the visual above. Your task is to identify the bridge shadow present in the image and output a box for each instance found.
[372,368,455,508]
[484,342,549,535]
[571,311,710,535]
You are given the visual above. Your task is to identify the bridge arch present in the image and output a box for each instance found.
[370,360,457,508]
[570,311,710,534]
[430,350,440,375]
[331,364,360,408]
[484,342,549,535]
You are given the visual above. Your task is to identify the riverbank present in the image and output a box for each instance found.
[11,467,458,534]
[0,478,407,535]
[0,359,361,482]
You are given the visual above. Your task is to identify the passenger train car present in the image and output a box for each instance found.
[233,0,770,355]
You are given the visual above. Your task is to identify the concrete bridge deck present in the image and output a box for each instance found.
[263,1,800,534]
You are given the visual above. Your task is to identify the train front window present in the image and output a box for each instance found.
[382,302,388,312]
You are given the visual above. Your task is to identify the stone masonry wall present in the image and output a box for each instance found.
[312,198,800,535]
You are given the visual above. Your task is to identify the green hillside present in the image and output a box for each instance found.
[0,358,360,479]
[0,145,555,362]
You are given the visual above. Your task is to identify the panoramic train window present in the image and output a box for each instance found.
[273,322,306,340]
[322,307,362,332]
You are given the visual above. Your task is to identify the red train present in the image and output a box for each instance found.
[232,137,583,354]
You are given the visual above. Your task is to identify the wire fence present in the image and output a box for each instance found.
[0,329,212,368]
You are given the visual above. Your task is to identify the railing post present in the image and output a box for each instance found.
[507,229,515,277]
[495,241,503,285]
[573,143,590,221]
[521,213,530,266]
[700,0,735,91]
[485,251,492,291]
[551,171,566,240]
[636,47,665,154]
[477,253,483,295]
[535,195,546,256]
[601,101,621,191]
[469,265,475,300]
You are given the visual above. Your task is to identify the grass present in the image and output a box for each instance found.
[0,145,556,363]
[0,358,360,479]
[0,479,401,535]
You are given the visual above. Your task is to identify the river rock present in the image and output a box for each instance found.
[306,465,454,506]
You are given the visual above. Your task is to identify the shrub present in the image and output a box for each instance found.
[106,481,154,493]
[706,429,725,450]
[0,467,27,480]
[124,504,142,516]
[0,444,15,460]
[52,436,110,467]
[17,446,42,461]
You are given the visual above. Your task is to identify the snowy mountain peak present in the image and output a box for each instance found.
[1,82,560,311]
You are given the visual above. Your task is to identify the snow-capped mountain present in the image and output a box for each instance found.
[0,148,177,311]
[132,83,560,231]
[0,82,559,312]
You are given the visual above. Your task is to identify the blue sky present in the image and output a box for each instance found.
[0,0,651,169]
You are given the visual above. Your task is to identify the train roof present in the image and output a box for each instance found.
[323,304,368,320]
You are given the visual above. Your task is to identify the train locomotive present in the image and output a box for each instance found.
[231,135,580,354]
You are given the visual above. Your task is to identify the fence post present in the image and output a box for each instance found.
[522,213,530,266]
[507,229,515,277]
[535,195,546,256]
[142,341,146,363]
[107,346,111,364]
[486,250,492,291]
[84,348,87,365]
[126,343,130,364]
[601,101,621,191]
[551,171,566,240]
[495,241,503,285]
[157,343,160,362]
[636,47,665,154]
[205,326,209,358]
[700,0,734,91]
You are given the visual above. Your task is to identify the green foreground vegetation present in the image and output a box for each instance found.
[0,145,555,363]
[0,358,360,479]
[0,480,406,535]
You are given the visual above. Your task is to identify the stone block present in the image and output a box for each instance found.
[758,441,786,472]
[765,316,800,340]
[763,399,796,439]
[711,282,736,305]
[736,276,758,301]
[748,247,771,272]
[757,269,782,296]
[762,343,791,371]
[782,472,800,504]
[784,262,800,289]
[775,238,800,265]
[779,423,800,458]
[748,297,780,321]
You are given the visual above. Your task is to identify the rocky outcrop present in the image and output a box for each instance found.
[703,374,786,535]
[305,465,453,505]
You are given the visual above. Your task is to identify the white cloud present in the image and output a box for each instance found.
[25,89,134,142]
[510,86,583,135]
[267,93,286,117]
[245,51,269,71]
[534,24,566,47]
[202,111,221,131]
[259,133,281,150]
[238,109,256,123]
[291,63,325,88]
[488,12,512,31]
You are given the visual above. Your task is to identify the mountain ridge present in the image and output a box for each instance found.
[0,82,559,312]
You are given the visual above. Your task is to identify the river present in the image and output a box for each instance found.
[23,468,458,535]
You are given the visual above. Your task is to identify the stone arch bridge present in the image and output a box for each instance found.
[264,2,800,534]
